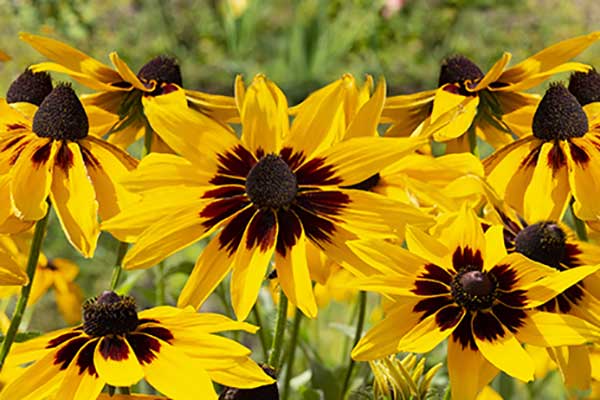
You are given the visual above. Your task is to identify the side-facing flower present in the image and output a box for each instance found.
[103,74,431,320]
[0,84,138,256]
[349,207,600,400]
[21,33,238,151]
[485,83,600,224]
[382,32,600,149]
[0,291,273,400]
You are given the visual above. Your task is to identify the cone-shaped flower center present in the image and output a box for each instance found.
[137,55,183,87]
[82,291,139,337]
[219,365,279,400]
[438,55,484,87]
[6,69,53,106]
[32,84,89,141]
[245,154,297,209]
[515,221,566,269]
[451,269,496,311]
[568,69,600,106]
[532,84,588,141]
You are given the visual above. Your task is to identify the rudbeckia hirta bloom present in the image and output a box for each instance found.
[0,291,273,400]
[485,83,600,224]
[21,33,238,151]
[0,84,138,256]
[381,32,600,149]
[103,74,431,320]
[350,207,600,400]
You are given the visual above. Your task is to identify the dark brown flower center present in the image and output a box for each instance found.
[32,84,89,141]
[568,68,600,106]
[219,365,279,400]
[6,69,53,106]
[342,173,381,191]
[82,291,139,337]
[438,55,484,88]
[137,55,183,94]
[451,268,496,311]
[532,83,588,141]
[514,221,566,269]
[245,154,297,209]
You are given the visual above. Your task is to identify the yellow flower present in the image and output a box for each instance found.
[350,207,600,400]
[0,291,273,400]
[485,83,600,224]
[21,33,238,151]
[382,32,600,149]
[0,50,10,62]
[0,84,138,256]
[0,234,83,324]
[103,74,431,320]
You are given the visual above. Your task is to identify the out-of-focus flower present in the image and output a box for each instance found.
[350,206,600,400]
[21,33,238,152]
[103,74,431,321]
[0,84,137,257]
[0,50,10,62]
[0,291,273,400]
[382,32,600,151]
[485,84,600,224]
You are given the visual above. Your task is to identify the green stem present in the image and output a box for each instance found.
[155,261,166,305]
[110,241,129,291]
[268,289,288,369]
[0,208,50,371]
[443,385,451,400]
[339,291,367,400]
[282,311,302,400]
[252,303,269,362]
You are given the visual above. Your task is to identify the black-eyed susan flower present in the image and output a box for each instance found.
[0,234,83,324]
[0,291,273,400]
[21,33,238,151]
[0,84,138,256]
[349,207,600,400]
[485,83,600,224]
[382,32,600,150]
[103,74,431,320]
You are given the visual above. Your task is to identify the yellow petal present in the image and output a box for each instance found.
[185,88,239,124]
[344,78,385,139]
[206,358,275,389]
[0,247,28,286]
[428,95,479,142]
[109,52,149,91]
[566,138,600,221]
[525,265,600,307]
[405,225,452,270]
[10,138,57,220]
[475,328,534,382]
[94,336,144,386]
[447,338,499,400]
[516,311,600,347]
[351,302,421,361]
[470,52,512,92]
[177,231,235,310]
[274,222,317,318]
[54,341,106,400]
[397,306,463,353]
[349,238,429,278]
[240,75,288,154]
[55,282,84,324]
[499,31,600,88]
[141,335,218,400]
[231,209,277,321]
[484,225,507,271]
[50,142,100,257]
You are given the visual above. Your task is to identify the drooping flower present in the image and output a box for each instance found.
[0,84,138,256]
[382,32,600,150]
[485,83,600,224]
[103,74,431,320]
[21,33,238,151]
[350,207,600,400]
[0,291,273,400]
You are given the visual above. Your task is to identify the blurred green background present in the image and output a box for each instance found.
[1,1,599,398]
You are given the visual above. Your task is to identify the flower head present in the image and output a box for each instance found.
[0,291,273,400]
[0,84,137,256]
[6,69,53,106]
[103,74,431,320]
[350,207,600,400]
[382,32,600,149]
[485,82,600,224]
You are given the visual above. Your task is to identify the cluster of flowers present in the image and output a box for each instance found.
[0,30,598,400]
